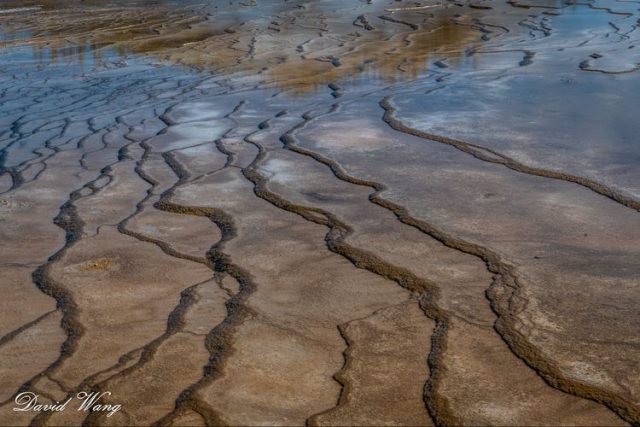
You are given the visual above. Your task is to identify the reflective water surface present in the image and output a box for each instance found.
[1,0,639,425]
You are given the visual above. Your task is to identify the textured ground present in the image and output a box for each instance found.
[0,0,639,425]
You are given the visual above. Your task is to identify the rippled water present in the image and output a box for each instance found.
[1,0,639,425]
[4,0,636,191]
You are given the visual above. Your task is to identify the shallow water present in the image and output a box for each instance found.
[1,0,639,425]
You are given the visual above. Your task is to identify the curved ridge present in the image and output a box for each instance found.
[17,114,172,423]
[72,99,253,426]
[0,158,130,408]
[0,309,57,350]
[380,96,640,213]
[147,103,259,426]
[272,101,636,425]
[240,112,454,426]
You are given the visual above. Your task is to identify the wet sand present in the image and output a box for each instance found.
[0,0,639,425]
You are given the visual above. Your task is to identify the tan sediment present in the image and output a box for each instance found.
[1,0,639,424]
[235,116,451,424]
[167,134,414,425]
[287,99,639,424]
[245,106,626,426]
[308,300,434,426]
[81,104,251,426]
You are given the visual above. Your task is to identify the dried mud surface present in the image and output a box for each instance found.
[1,0,639,425]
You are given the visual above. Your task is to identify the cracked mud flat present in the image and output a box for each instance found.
[0,0,639,425]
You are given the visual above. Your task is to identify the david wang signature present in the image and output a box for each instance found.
[13,391,122,418]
